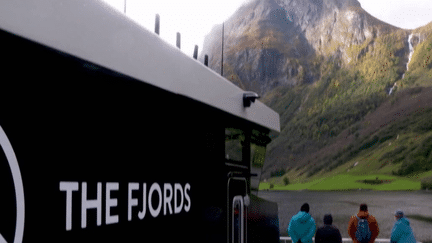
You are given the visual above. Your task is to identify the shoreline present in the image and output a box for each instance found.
[260,188,432,192]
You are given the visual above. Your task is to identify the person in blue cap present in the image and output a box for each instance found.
[288,203,316,243]
[391,210,416,243]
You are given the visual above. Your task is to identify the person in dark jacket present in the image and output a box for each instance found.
[315,214,342,243]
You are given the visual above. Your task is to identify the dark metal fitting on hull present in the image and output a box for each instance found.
[204,55,209,66]
[193,45,198,59]
[243,92,260,108]
[155,14,160,35]
[176,32,181,49]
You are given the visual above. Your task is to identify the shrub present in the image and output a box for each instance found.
[421,177,432,190]
[398,156,432,176]
[333,159,345,168]
[363,179,384,185]
[283,177,290,186]
[413,118,432,132]
[390,95,398,105]
[307,167,322,177]
[379,135,394,143]
[271,168,286,177]
[408,86,422,95]
[359,135,379,150]
[379,146,407,161]
[349,123,361,134]
[411,136,432,159]
[392,155,406,164]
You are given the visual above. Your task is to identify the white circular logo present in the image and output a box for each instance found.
[0,125,24,243]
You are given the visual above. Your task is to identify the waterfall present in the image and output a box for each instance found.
[406,34,414,70]
[388,82,397,95]
[402,33,414,79]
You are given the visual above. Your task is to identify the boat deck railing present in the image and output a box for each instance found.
[280,237,422,243]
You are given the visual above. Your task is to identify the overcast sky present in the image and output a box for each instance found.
[101,0,432,58]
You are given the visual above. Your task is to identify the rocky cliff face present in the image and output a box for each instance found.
[200,0,432,179]
[199,0,416,97]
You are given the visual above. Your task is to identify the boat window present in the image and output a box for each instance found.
[225,128,244,163]
[250,129,272,193]
[250,143,266,192]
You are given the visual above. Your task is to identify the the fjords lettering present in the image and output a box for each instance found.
[60,182,191,231]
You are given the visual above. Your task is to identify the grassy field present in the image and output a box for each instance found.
[259,173,422,191]
[260,129,432,191]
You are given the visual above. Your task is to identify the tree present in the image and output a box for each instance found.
[283,177,290,186]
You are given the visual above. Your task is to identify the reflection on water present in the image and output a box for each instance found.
[258,190,432,242]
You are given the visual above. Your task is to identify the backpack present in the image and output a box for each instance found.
[355,216,372,243]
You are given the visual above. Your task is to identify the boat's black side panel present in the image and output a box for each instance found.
[0,28,280,243]
[248,194,280,243]
[0,28,230,243]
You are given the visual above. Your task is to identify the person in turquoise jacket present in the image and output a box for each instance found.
[288,203,316,243]
[391,210,416,243]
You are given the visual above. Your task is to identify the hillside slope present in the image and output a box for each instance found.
[200,0,432,185]
[260,25,432,178]
[260,87,432,192]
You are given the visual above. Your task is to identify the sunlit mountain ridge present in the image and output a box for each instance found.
[200,0,432,188]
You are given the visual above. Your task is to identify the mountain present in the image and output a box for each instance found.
[200,0,432,183]
[200,0,405,95]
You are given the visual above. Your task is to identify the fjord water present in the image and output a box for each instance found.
[258,190,432,242]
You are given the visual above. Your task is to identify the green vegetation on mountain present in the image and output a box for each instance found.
[260,87,432,190]
[258,21,432,189]
[201,0,432,190]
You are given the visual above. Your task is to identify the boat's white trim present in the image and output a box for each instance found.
[0,0,280,132]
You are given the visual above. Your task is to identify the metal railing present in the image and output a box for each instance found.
[280,237,422,243]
